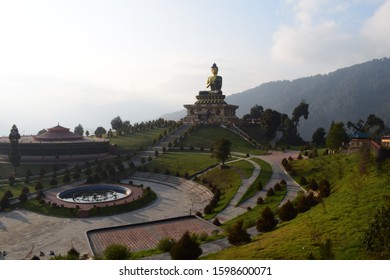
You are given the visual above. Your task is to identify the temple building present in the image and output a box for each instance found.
[182,63,239,125]
[0,124,110,161]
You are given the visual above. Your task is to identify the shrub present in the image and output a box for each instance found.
[18,192,28,203]
[8,176,15,186]
[63,173,71,183]
[256,207,278,232]
[50,177,58,186]
[319,179,331,197]
[280,179,287,186]
[363,206,390,259]
[256,197,264,205]
[103,244,131,260]
[213,218,221,226]
[175,171,180,177]
[153,167,159,173]
[157,238,176,253]
[266,188,275,197]
[295,193,311,213]
[227,220,251,245]
[308,179,319,191]
[22,186,30,194]
[195,211,203,218]
[184,172,189,179]
[278,200,298,221]
[257,181,263,190]
[67,248,80,260]
[297,153,303,160]
[288,156,293,161]
[299,176,308,186]
[73,172,81,180]
[170,231,202,260]
[281,158,288,167]
[5,190,14,198]
[289,168,298,176]
[274,183,282,191]
[1,195,11,210]
[204,204,213,214]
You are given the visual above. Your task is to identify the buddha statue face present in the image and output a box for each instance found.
[211,66,218,75]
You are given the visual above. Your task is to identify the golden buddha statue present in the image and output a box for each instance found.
[206,63,223,93]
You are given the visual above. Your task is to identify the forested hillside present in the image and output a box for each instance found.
[226,58,390,139]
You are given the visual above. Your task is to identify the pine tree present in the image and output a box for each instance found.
[227,220,251,245]
[170,231,202,260]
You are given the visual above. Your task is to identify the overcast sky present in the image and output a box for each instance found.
[0,0,389,136]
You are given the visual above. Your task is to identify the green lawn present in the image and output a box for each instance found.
[201,166,242,219]
[109,128,167,151]
[180,126,266,155]
[222,186,287,230]
[228,160,255,179]
[205,153,390,259]
[0,163,68,180]
[238,158,273,204]
[145,152,218,176]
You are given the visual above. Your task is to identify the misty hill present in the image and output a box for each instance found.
[163,58,390,140]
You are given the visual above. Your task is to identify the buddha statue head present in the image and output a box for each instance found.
[211,63,218,75]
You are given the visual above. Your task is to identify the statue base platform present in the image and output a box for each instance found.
[183,90,239,125]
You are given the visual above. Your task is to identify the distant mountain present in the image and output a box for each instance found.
[163,58,390,140]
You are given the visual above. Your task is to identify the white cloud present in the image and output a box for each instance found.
[361,0,390,55]
[271,0,390,75]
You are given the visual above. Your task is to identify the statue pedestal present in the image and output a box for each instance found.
[182,91,239,125]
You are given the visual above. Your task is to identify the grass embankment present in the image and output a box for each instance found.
[205,153,390,259]
[228,160,254,179]
[201,166,242,220]
[222,186,287,230]
[180,126,266,155]
[109,128,167,151]
[238,158,272,204]
[145,152,218,176]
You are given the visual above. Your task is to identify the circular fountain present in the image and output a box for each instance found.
[57,184,132,204]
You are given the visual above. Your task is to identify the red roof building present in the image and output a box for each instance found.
[33,125,83,142]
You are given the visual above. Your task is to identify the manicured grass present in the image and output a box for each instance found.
[204,153,390,259]
[222,187,287,230]
[109,128,167,151]
[0,163,68,180]
[228,160,255,179]
[201,166,242,220]
[145,152,218,176]
[180,125,266,155]
[238,158,272,204]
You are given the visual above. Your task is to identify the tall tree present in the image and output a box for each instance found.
[94,126,107,138]
[249,104,264,119]
[74,124,84,136]
[365,114,385,135]
[213,138,232,166]
[8,124,21,174]
[122,120,131,134]
[312,127,327,147]
[259,109,282,138]
[291,101,309,128]
[326,121,349,151]
[111,116,123,135]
